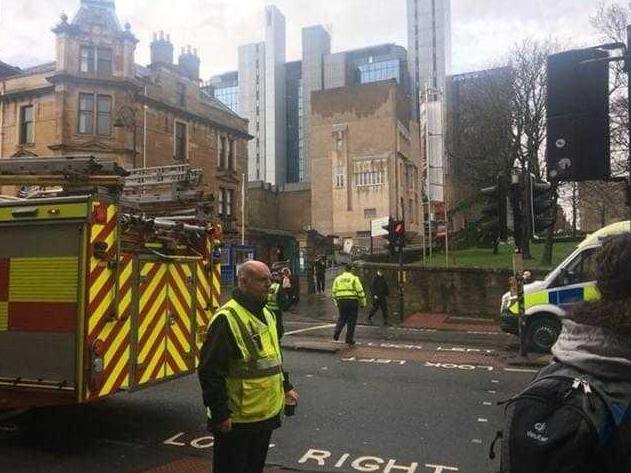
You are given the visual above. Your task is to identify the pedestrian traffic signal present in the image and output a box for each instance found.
[479,175,508,243]
[546,48,610,181]
[530,178,555,233]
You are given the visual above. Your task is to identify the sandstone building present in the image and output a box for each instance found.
[0,0,250,236]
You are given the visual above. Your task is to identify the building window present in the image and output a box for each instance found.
[78,93,95,134]
[218,135,227,169]
[80,46,112,76]
[228,138,235,170]
[335,163,345,188]
[218,187,234,217]
[80,47,95,73]
[226,189,233,216]
[364,208,377,219]
[176,82,186,107]
[97,48,113,77]
[175,121,187,160]
[96,95,112,136]
[354,168,385,187]
[19,105,34,144]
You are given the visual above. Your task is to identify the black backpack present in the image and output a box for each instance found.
[490,363,631,473]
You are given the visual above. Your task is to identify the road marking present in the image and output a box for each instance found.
[482,401,493,406]
[477,418,488,423]
[487,390,497,394]
[491,380,500,384]
[466,331,505,335]
[503,367,538,374]
[471,439,483,444]
[436,346,495,354]
[298,448,459,472]
[285,323,336,336]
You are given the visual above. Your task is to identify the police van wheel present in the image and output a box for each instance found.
[527,317,561,353]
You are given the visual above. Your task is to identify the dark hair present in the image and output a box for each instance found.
[595,233,631,301]
[345,263,353,272]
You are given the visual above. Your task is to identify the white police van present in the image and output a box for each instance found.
[500,220,630,352]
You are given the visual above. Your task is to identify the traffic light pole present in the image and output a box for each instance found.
[627,26,631,225]
[399,197,405,322]
[511,170,528,357]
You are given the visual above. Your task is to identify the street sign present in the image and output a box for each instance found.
[371,217,390,237]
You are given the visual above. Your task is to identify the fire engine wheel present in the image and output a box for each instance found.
[527,316,561,353]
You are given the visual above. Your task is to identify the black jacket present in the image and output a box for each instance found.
[371,275,389,299]
[197,289,292,432]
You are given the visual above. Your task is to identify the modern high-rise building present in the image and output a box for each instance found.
[407,0,451,205]
[264,5,287,186]
[407,0,451,101]
[207,6,413,193]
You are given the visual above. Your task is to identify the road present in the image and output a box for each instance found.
[0,323,537,472]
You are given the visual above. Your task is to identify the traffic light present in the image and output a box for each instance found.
[530,177,555,233]
[392,219,405,249]
[382,218,395,255]
[479,175,508,243]
[546,48,610,181]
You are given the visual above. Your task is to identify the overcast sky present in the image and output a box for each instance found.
[0,0,612,78]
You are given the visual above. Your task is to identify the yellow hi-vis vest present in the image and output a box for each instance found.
[332,271,367,306]
[210,299,284,424]
[266,282,281,312]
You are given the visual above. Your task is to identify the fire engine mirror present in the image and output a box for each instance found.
[93,241,108,259]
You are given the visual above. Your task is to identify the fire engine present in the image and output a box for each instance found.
[0,156,222,411]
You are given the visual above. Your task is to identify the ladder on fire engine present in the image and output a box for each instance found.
[0,155,205,207]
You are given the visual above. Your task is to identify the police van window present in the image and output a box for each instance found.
[552,247,598,287]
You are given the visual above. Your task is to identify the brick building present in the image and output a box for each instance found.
[0,0,250,236]
[310,80,421,251]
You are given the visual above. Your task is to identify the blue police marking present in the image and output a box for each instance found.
[549,287,583,305]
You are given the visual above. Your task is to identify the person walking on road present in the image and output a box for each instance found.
[198,260,299,473]
[315,256,327,294]
[331,263,366,346]
[368,270,390,325]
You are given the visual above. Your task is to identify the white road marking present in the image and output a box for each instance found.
[285,323,336,335]
[487,390,497,394]
[471,439,483,444]
[491,380,500,384]
[483,401,493,406]
[503,367,538,374]
[477,418,488,423]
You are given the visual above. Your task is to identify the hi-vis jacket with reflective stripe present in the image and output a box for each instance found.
[209,299,284,423]
[332,271,367,306]
[266,282,281,312]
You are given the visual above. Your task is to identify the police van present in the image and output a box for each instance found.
[500,220,630,352]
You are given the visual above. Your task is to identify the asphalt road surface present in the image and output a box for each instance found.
[0,331,536,473]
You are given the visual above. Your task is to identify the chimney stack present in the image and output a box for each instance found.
[150,30,174,65]
[179,44,200,81]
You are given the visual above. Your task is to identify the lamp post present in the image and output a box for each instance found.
[114,105,138,169]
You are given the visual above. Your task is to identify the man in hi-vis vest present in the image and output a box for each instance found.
[198,260,299,473]
[331,263,367,346]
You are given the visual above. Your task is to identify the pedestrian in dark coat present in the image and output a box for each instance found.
[368,270,390,325]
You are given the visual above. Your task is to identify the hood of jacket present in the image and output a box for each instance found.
[552,298,631,382]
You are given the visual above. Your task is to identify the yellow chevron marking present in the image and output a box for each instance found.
[141,342,164,384]
[88,286,115,334]
[139,307,165,361]
[169,320,189,354]
[101,348,129,395]
[0,302,8,332]
[100,322,130,395]
[89,265,113,301]
[168,343,188,371]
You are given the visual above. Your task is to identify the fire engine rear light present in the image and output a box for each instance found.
[92,204,108,224]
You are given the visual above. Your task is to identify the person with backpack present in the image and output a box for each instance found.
[493,233,631,472]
